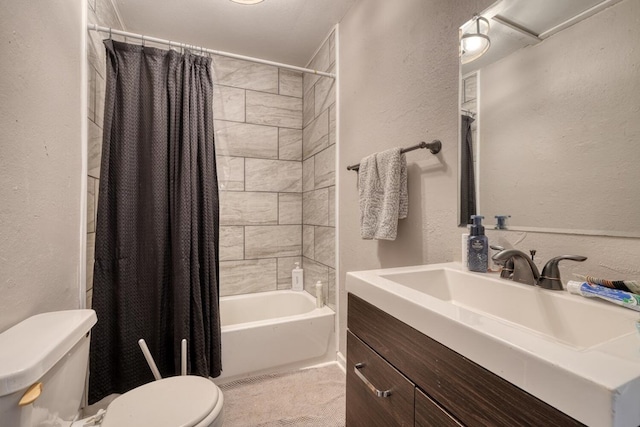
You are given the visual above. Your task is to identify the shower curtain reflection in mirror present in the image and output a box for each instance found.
[460,114,476,226]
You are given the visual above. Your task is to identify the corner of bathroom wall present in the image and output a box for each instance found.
[302,31,336,310]
[85,0,124,308]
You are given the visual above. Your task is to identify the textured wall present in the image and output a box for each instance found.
[0,0,84,332]
[302,32,337,310]
[338,0,640,357]
[338,0,501,354]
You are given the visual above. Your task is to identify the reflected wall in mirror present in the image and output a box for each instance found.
[458,0,640,237]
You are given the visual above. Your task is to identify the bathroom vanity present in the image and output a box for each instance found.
[345,263,640,427]
[347,293,580,426]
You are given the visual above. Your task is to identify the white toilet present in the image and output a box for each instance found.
[0,310,224,427]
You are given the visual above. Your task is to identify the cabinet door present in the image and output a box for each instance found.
[415,387,463,427]
[346,331,414,427]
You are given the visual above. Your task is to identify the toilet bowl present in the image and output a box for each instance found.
[0,310,224,427]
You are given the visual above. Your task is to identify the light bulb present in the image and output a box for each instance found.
[230,0,264,4]
[464,36,483,53]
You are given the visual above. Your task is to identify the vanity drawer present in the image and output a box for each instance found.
[348,293,584,427]
[415,387,462,427]
[346,331,414,427]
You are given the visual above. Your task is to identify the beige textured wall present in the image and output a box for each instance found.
[338,0,493,354]
[0,0,84,332]
[338,0,640,357]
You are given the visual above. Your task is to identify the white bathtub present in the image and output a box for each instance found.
[216,290,335,382]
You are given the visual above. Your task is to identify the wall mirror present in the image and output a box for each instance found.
[458,0,640,237]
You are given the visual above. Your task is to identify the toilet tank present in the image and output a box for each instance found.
[0,310,97,427]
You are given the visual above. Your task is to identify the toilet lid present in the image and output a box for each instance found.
[101,376,220,427]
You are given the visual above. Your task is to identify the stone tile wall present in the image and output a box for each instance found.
[214,56,305,297]
[301,32,337,310]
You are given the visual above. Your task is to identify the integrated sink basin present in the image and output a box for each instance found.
[379,268,637,349]
[346,262,640,427]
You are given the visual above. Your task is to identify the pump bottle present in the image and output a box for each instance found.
[467,215,488,272]
[292,262,304,291]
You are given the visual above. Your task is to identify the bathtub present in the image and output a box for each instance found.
[216,290,335,382]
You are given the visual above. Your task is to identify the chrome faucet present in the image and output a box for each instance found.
[492,249,587,290]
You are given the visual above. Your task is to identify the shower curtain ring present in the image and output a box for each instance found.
[141,35,145,47]
[109,28,112,40]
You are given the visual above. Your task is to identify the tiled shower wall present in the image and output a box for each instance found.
[214,31,336,307]
[214,58,305,297]
[301,32,337,309]
[85,6,336,309]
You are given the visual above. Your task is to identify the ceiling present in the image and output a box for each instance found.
[112,0,357,67]
[462,0,623,74]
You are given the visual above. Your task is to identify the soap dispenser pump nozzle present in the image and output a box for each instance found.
[470,215,485,236]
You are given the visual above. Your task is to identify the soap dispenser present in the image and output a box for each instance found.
[467,215,488,273]
[292,262,303,291]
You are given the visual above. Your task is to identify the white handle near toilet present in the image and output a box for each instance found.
[138,339,162,381]
[181,339,187,376]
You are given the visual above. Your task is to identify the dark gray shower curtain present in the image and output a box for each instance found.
[89,40,220,404]
[460,114,477,225]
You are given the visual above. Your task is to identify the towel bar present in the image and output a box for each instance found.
[346,140,441,171]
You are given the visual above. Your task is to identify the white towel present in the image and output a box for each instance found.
[358,147,408,240]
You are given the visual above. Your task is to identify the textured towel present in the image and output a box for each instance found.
[358,147,407,240]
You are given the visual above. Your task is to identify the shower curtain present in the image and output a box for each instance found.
[459,114,477,225]
[89,40,221,403]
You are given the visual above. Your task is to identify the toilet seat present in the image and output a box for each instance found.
[100,376,221,427]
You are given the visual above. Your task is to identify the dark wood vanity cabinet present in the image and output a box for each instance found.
[346,330,414,426]
[346,293,584,427]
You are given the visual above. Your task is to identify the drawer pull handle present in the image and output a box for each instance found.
[354,363,392,398]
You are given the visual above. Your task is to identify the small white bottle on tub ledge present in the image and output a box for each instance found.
[292,262,304,291]
[315,281,324,308]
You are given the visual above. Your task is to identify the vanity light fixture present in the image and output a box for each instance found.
[461,15,491,64]
[230,0,265,4]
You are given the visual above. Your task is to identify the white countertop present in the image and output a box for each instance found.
[346,262,640,427]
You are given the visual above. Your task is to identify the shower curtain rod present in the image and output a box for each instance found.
[87,24,336,79]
